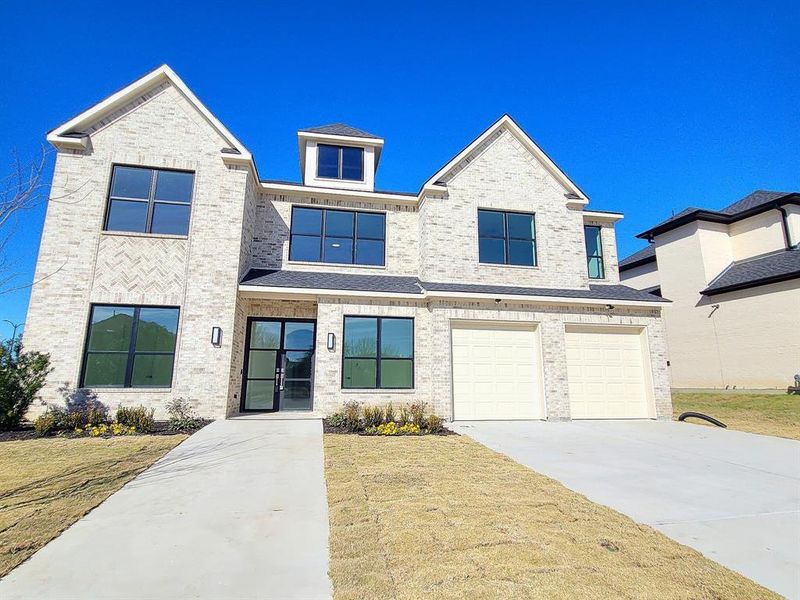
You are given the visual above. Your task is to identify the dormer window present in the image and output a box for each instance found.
[317,144,364,181]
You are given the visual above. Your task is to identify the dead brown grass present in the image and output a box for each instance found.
[324,434,778,600]
[0,435,185,576]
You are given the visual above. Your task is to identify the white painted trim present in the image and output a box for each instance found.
[421,114,589,203]
[47,65,252,162]
[297,131,384,147]
[583,210,624,222]
[260,181,418,204]
[237,284,668,307]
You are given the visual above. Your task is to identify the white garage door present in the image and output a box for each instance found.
[451,322,544,420]
[566,326,652,419]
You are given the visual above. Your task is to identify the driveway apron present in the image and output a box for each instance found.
[451,420,800,599]
[0,419,332,600]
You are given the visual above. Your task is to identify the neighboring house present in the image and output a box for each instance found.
[24,65,671,421]
[620,191,800,389]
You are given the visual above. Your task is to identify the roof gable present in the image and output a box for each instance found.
[299,123,380,139]
[421,114,588,203]
[47,65,251,162]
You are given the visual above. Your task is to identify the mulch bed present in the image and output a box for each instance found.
[323,419,457,436]
[0,420,211,442]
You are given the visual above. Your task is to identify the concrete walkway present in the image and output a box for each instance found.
[451,420,800,599]
[0,419,332,600]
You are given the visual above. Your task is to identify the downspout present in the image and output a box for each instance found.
[777,205,796,249]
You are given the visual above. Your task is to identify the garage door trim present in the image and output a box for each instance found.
[564,323,656,419]
[449,319,546,420]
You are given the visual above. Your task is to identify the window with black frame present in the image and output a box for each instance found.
[81,305,179,388]
[477,209,537,266]
[105,165,194,235]
[342,317,413,389]
[289,206,385,265]
[317,144,364,181]
[584,225,605,279]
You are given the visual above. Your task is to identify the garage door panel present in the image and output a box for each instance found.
[452,324,543,420]
[566,328,651,419]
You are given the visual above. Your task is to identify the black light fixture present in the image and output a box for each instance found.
[211,326,222,347]
[605,304,615,310]
[327,332,336,350]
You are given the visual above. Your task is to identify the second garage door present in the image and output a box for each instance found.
[451,322,544,420]
[566,326,652,419]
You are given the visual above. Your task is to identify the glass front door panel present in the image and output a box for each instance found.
[242,319,315,412]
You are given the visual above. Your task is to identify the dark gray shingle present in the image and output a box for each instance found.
[701,247,800,295]
[619,244,656,269]
[240,269,668,303]
[299,123,381,139]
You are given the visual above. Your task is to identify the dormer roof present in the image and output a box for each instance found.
[299,123,381,139]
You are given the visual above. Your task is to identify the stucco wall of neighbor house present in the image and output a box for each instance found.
[23,82,250,419]
[418,128,591,288]
[236,295,671,421]
[654,221,799,389]
[729,210,786,260]
[249,192,420,276]
[620,260,660,291]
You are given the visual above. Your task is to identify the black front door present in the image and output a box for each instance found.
[240,318,316,412]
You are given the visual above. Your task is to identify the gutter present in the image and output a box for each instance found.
[777,206,797,249]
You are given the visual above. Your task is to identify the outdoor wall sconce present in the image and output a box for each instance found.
[211,326,222,347]
[327,332,336,351]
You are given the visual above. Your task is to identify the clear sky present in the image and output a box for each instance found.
[1,0,798,337]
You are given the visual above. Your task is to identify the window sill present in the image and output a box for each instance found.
[341,388,416,394]
[82,387,172,393]
[479,262,541,270]
[101,231,188,241]
[287,260,386,270]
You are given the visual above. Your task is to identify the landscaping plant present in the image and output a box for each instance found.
[0,336,51,430]
[363,404,384,427]
[116,405,156,433]
[342,400,361,432]
[165,397,203,432]
[57,384,109,427]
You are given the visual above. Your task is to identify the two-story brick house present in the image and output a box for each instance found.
[25,65,671,421]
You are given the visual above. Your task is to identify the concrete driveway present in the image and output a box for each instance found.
[451,420,800,599]
[0,419,332,600]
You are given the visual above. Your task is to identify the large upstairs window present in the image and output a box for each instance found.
[289,207,385,265]
[105,165,194,235]
[342,317,414,389]
[585,225,605,279]
[317,144,364,181]
[81,305,180,388]
[478,209,537,266]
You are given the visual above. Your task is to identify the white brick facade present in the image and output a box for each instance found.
[26,67,672,422]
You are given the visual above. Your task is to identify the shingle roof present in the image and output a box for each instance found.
[240,269,422,294]
[719,190,791,215]
[637,191,798,239]
[619,244,656,270]
[701,247,800,295]
[298,123,381,139]
[240,269,668,303]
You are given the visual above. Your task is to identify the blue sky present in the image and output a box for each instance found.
[1,1,798,337]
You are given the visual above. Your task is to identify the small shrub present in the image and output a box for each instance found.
[398,406,410,426]
[399,422,420,435]
[376,421,398,435]
[328,412,346,428]
[33,409,61,436]
[384,402,395,424]
[57,384,109,427]
[363,405,384,428]
[364,425,378,435]
[342,401,361,432]
[409,402,427,428]
[0,337,52,431]
[425,415,444,433]
[116,405,155,433]
[165,397,203,432]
